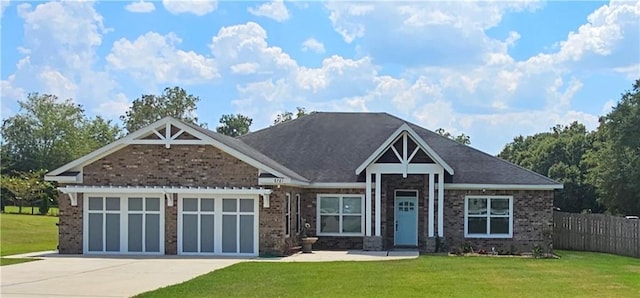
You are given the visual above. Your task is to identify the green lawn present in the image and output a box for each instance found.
[3,206,60,216]
[0,213,58,265]
[137,251,640,298]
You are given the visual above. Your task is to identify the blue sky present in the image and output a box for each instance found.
[1,0,638,155]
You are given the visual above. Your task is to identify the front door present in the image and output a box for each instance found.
[394,191,418,246]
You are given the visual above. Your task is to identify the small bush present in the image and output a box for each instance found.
[462,243,474,253]
[532,245,544,258]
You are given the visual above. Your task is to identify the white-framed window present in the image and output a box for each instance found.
[464,195,513,238]
[317,194,364,236]
[295,194,301,234]
[285,193,291,238]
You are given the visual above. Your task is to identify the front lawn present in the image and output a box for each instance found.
[0,213,58,265]
[137,251,640,298]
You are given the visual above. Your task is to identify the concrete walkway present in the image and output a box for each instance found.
[1,250,418,297]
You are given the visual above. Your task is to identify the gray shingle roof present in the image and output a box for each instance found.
[183,122,309,182]
[238,112,559,185]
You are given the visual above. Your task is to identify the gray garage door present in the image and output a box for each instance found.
[85,195,163,254]
[179,197,257,256]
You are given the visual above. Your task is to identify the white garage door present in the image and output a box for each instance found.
[178,196,258,256]
[84,195,164,254]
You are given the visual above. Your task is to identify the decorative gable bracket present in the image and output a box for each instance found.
[128,122,208,148]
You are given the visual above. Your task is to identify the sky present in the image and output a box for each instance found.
[1,0,639,155]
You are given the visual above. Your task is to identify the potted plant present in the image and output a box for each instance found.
[299,218,318,253]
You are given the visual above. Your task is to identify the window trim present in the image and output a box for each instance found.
[464,195,513,239]
[316,194,365,237]
[285,193,291,238]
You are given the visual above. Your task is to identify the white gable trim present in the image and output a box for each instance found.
[46,117,298,183]
[355,123,454,175]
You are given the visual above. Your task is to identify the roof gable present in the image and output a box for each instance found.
[46,117,308,183]
[355,123,454,175]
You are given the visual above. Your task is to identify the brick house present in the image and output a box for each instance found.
[45,112,562,256]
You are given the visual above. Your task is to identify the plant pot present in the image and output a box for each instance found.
[301,237,318,253]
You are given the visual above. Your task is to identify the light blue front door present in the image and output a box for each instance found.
[395,192,418,246]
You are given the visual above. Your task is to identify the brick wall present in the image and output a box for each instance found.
[443,189,554,253]
[58,191,83,254]
[83,145,258,187]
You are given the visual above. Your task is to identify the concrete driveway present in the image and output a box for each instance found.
[1,252,245,298]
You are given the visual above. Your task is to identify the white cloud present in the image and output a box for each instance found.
[162,0,217,16]
[301,38,325,53]
[2,0,123,113]
[325,2,374,43]
[248,0,290,22]
[230,63,260,75]
[125,1,155,13]
[107,32,219,86]
[95,93,130,118]
[602,99,616,114]
[1,0,10,17]
[210,22,297,75]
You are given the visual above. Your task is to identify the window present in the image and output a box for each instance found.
[465,196,513,238]
[285,193,291,238]
[317,194,364,236]
[295,194,301,234]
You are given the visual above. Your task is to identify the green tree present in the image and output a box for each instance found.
[273,107,308,125]
[1,93,122,173]
[0,170,54,214]
[216,114,253,137]
[121,86,202,132]
[586,79,640,215]
[498,122,600,213]
[435,128,471,145]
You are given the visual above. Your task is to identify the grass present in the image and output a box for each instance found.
[137,251,640,298]
[3,206,60,216]
[0,213,58,266]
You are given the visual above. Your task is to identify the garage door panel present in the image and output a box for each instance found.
[128,214,143,252]
[145,214,160,252]
[88,213,103,251]
[222,214,237,253]
[239,215,253,253]
[200,215,215,252]
[182,214,198,253]
[105,214,120,252]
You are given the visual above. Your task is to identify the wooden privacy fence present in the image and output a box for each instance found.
[553,211,640,258]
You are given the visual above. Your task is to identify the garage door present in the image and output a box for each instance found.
[84,195,164,254]
[178,196,258,256]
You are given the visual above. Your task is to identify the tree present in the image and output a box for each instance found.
[498,122,600,213]
[435,128,471,145]
[216,114,253,137]
[0,170,53,214]
[1,93,122,173]
[121,86,202,132]
[273,107,308,125]
[586,79,640,215]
